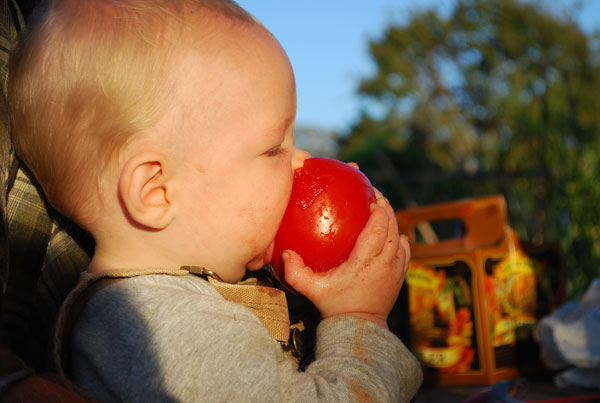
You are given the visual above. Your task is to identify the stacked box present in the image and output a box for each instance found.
[396,195,558,385]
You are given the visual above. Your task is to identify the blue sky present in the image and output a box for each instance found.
[236,0,600,133]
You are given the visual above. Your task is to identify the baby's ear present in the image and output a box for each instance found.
[118,153,176,230]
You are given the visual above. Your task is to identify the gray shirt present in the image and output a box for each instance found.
[70,274,422,402]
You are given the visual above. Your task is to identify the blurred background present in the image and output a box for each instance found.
[237,0,600,299]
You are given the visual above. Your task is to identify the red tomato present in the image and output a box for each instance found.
[271,157,376,281]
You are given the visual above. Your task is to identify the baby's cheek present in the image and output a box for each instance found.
[233,202,268,252]
[235,200,258,227]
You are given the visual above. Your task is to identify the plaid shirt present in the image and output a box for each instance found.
[0,0,93,372]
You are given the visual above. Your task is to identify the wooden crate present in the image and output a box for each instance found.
[396,195,557,385]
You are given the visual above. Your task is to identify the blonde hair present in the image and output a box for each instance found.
[9,0,255,225]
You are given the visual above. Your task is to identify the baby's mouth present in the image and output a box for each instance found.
[246,241,275,271]
[264,241,275,264]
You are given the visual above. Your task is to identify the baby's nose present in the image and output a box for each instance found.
[292,148,311,170]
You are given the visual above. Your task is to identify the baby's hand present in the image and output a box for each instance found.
[281,191,410,328]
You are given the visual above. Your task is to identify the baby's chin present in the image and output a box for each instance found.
[245,241,275,271]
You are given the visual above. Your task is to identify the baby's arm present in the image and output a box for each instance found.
[277,191,422,401]
[71,275,422,402]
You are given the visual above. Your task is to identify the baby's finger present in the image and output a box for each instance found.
[377,194,398,233]
[389,235,410,285]
[400,234,411,269]
[373,189,398,236]
[376,197,401,259]
[349,204,389,261]
[283,250,320,299]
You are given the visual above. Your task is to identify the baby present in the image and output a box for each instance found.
[9,0,422,401]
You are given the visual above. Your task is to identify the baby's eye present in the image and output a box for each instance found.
[266,146,286,157]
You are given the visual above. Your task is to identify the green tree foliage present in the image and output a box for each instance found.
[339,0,600,297]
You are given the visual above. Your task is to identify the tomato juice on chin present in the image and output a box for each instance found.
[270,157,376,283]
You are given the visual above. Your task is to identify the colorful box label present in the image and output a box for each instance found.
[407,260,479,373]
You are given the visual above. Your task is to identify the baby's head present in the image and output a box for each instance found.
[10,0,309,281]
[10,0,254,223]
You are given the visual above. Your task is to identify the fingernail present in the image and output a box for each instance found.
[282,251,290,261]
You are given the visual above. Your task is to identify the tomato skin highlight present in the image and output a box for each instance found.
[271,157,376,280]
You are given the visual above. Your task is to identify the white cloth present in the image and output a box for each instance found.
[536,278,600,389]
